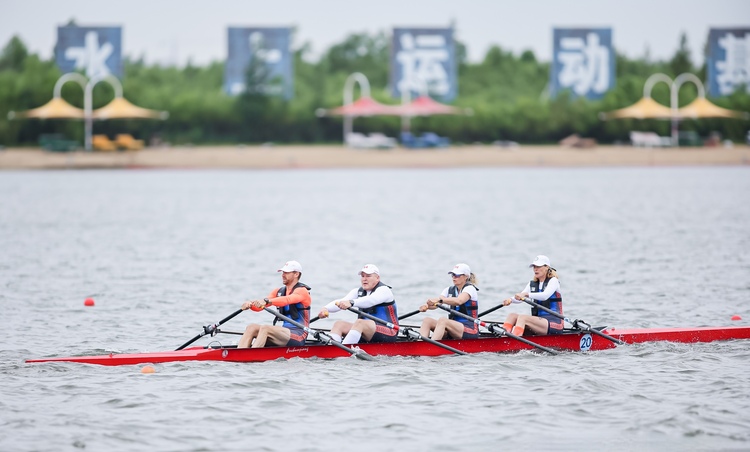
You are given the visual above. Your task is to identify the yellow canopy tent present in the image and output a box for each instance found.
[677,97,750,120]
[92,97,169,120]
[599,97,672,120]
[8,97,84,120]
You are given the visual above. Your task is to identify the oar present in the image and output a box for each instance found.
[310,306,419,325]
[477,303,505,318]
[262,307,374,361]
[520,298,625,345]
[434,303,559,355]
[398,308,422,321]
[346,307,467,356]
[176,308,244,351]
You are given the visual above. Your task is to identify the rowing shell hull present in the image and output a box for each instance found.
[25,326,750,366]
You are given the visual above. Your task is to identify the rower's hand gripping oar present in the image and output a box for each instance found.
[176,308,244,351]
[520,298,625,345]
[434,303,559,355]
[346,306,467,356]
[261,306,375,361]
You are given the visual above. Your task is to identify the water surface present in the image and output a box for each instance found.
[1,167,749,451]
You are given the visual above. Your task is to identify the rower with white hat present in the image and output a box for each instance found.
[501,255,564,336]
[238,260,312,348]
[317,264,399,345]
[418,263,480,340]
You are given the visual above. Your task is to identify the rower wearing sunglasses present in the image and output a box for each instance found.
[419,263,480,340]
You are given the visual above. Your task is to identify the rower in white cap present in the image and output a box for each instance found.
[419,263,480,340]
[317,264,399,345]
[237,260,312,348]
[501,255,564,336]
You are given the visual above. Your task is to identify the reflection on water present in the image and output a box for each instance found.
[1,168,749,450]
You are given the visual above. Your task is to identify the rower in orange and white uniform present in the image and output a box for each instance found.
[501,255,563,336]
[419,263,480,340]
[317,264,399,345]
[238,260,312,348]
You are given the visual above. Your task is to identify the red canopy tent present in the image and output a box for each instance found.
[323,96,403,117]
[395,95,468,117]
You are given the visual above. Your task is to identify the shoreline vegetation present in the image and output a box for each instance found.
[1,145,748,170]
[3,34,750,148]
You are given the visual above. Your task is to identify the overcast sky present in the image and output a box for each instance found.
[1,0,747,66]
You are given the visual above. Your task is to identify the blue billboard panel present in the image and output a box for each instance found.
[707,28,750,97]
[390,27,456,101]
[55,25,123,79]
[225,27,293,99]
[551,28,614,99]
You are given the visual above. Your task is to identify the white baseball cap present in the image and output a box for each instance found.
[530,255,551,268]
[278,260,302,273]
[359,264,380,276]
[449,263,471,276]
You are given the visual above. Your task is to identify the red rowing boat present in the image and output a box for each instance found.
[26,325,750,366]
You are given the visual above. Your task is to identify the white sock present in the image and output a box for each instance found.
[342,330,362,345]
[329,333,342,342]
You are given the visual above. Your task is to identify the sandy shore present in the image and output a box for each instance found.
[1,144,748,169]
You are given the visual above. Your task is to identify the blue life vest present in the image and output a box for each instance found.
[447,284,479,325]
[529,279,562,321]
[356,282,399,326]
[272,282,311,329]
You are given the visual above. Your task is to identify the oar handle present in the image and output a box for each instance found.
[175,308,244,351]
[262,307,375,360]
[521,298,624,345]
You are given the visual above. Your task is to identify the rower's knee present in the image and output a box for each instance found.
[331,320,348,335]
[244,324,259,334]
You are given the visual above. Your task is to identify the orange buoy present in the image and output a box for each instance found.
[731,315,742,321]
[141,365,156,374]
[84,298,95,307]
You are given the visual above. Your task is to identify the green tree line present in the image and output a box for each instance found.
[0,32,748,147]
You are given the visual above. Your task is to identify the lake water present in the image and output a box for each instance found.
[1,167,749,451]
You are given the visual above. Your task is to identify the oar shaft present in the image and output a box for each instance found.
[435,303,485,326]
[346,307,398,330]
[176,308,244,351]
[263,307,374,360]
[348,307,466,355]
[521,298,624,345]
[478,303,505,318]
[486,324,559,355]
[398,309,421,321]
[436,303,558,355]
